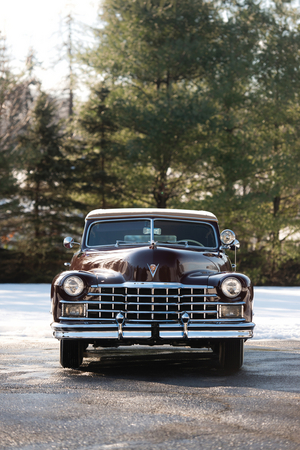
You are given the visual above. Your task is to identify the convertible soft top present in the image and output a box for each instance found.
[85,208,218,222]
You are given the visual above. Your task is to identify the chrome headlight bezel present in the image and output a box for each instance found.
[63,276,85,297]
[221,277,242,298]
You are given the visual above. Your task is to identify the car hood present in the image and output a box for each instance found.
[71,246,231,284]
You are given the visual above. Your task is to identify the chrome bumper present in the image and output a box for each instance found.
[51,322,255,340]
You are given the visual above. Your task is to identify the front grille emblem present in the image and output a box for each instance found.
[148,263,159,278]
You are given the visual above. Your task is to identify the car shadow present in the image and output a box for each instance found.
[77,346,239,379]
[59,344,300,392]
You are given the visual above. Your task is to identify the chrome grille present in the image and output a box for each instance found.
[83,284,219,322]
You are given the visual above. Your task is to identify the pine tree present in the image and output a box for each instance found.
[191,1,300,283]
[0,33,31,246]
[17,90,75,249]
[78,0,300,283]
[74,83,124,209]
[244,1,300,281]
[82,0,223,208]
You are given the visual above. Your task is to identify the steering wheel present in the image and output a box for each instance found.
[176,240,204,247]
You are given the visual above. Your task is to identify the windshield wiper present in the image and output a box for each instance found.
[159,240,186,245]
[158,240,204,247]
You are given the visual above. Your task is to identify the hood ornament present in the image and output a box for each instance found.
[148,263,159,278]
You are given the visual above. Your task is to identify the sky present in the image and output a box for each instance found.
[0,0,99,92]
[0,285,299,340]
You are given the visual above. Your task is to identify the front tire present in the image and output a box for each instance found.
[219,339,244,371]
[60,340,83,369]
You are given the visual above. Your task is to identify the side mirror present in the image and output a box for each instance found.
[232,239,240,249]
[63,237,80,249]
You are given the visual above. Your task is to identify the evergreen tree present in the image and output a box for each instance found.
[17,90,75,250]
[76,0,300,284]
[245,1,300,281]
[82,0,223,207]
[188,1,300,283]
[187,1,268,220]
[75,83,124,209]
[0,33,31,246]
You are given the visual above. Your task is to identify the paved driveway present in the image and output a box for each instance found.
[1,339,300,449]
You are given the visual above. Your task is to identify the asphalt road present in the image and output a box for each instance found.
[1,339,300,450]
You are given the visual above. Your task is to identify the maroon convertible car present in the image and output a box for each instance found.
[51,208,254,370]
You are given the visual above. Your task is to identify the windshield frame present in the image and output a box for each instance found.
[85,217,218,250]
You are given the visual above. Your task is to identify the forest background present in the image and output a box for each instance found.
[1,0,300,285]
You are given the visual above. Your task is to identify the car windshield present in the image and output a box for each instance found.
[87,218,216,248]
[153,220,216,248]
[87,220,151,247]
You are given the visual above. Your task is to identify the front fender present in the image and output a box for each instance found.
[208,272,253,322]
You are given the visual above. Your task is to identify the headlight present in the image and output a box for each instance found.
[221,277,242,298]
[63,276,85,296]
[220,229,236,245]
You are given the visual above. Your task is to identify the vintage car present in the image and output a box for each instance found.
[51,208,254,370]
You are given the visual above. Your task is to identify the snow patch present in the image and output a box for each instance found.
[0,284,300,340]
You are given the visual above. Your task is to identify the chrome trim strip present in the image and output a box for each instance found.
[95,303,217,309]
[93,283,215,289]
[122,330,152,338]
[86,292,214,298]
[159,322,255,330]
[52,322,254,330]
[57,317,246,323]
[54,331,119,339]
[159,330,253,339]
